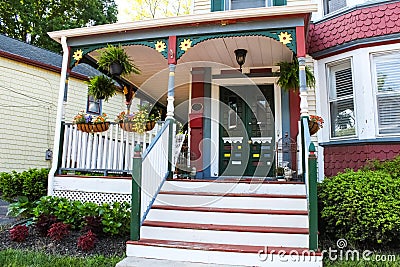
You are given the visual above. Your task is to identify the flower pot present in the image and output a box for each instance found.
[146,121,156,131]
[109,62,123,76]
[119,121,135,132]
[308,121,320,135]
[76,122,110,133]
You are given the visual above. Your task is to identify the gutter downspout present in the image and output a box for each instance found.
[48,36,69,195]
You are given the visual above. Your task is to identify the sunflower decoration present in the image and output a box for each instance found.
[278,32,292,45]
[72,49,83,64]
[179,39,192,52]
[155,41,166,53]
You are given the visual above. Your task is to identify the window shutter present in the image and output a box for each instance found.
[273,0,287,6]
[211,0,224,11]
[335,68,353,98]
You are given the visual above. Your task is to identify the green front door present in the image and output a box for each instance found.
[219,85,275,177]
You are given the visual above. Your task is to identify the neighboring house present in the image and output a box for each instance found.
[309,0,400,178]
[0,34,129,172]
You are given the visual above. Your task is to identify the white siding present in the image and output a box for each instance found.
[193,0,211,14]
[0,57,126,172]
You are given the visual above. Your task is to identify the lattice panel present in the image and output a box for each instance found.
[53,190,131,205]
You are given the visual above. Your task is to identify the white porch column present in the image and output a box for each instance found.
[298,57,309,117]
[166,64,176,120]
[48,36,70,195]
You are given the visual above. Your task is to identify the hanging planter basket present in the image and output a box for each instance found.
[76,122,110,133]
[118,121,156,132]
[146,121,156,131]
[308,121,320,135]
[119,121,135,132]
[109,62,123,76]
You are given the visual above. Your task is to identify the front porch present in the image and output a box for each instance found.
[47,3,320,266]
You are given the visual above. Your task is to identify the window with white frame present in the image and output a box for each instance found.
[87,95,101,115]
[228,0,268,10]
[327,59,356,138]
[324,0,346,15]
[372,51,400,135]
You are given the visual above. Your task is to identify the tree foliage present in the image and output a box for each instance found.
[120,0,192,21]
[0,0,117,52]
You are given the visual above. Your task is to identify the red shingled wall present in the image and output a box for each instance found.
[324,143,400,177]
[308,1,400,56]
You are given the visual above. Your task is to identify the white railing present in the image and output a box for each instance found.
[140,120,175,222]
[60,122,163,174]
[301,117,311,194]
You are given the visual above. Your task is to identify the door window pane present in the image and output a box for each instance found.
[327,59,356,138]
[373,52,400,134]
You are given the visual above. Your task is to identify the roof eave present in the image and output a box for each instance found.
[48,3,318,43]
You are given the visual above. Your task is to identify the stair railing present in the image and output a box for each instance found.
[300,116,318,251]
[130,119,175,240]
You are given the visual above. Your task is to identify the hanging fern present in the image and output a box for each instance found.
[276,58,315,91]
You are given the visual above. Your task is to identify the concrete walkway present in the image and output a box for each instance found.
[116,257,242,267]
[0,199,16,226]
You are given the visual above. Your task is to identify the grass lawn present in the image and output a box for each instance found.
[324,256,400,267]
[0,249,124,267]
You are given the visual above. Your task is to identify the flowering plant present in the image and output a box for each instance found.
[115,104,160,133]
[73,111,108,124]
[309,115,324,128]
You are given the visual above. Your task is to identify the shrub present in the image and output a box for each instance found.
[319,169,400,247]
[48,222,70,241]
[9,225,29,242]
[0,168,48,203]
[363,155,400,179]
[77,230,97,251]
[100,202,130,236]
[33,196,131,236]
[35,214,58,236]
[81,216,103,235]
[7,196,35,218]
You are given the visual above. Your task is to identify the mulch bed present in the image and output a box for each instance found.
[0,223,127,257]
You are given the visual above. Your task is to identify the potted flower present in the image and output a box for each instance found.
[116,104,160,133]
[97,44,140,76]
[87,75,117,102]
[276,57,315,91]
[73,111,109,133]
[308,115,324,135]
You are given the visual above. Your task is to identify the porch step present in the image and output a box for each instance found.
[125,239,322,267]
[163,180,306,195]
[122,180,321,267]
[154,192,307,210]
[147,205,308,228]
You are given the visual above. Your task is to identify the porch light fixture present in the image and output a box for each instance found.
[234,49,247,70]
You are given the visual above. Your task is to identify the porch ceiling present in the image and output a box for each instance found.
[89,35,292,109]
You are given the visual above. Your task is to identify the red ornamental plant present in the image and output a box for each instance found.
[77,230,97,251]
[9,225,29,242]
[48,222,70,241]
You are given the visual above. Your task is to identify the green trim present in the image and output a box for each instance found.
[176,28,296,60]
[273,0,287,6]
[211,0,225,11]
[57,122,66,174]
[130,144,142,241]
[70,38,169,68]
[308,142,318,251]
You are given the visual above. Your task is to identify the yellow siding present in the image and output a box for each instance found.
[0,57,125,172]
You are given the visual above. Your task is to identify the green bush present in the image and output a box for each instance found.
[0,168,48,202]
[363,155,400,179]
[319,169,400,247]
[33,196,130,235]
